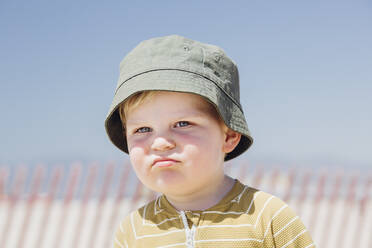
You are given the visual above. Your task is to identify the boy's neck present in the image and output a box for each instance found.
[165,175,236,211]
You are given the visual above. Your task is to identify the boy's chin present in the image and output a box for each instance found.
[149,177,193,195]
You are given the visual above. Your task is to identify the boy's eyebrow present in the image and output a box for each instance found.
[165,109,212,120]
[126,111,208,125]
[126,119,148,126]
[174,112,208,120]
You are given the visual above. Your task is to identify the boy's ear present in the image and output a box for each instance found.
[222,128,241,153]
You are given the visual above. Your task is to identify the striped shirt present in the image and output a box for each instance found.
[113,179,315,248]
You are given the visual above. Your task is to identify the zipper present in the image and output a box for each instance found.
[180,211,195,248]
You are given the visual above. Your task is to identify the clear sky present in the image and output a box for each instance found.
[1,0,371,169]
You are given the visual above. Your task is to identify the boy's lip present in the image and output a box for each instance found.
[152,157,180,168]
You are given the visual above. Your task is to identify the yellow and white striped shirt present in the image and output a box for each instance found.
[114,180,315,248]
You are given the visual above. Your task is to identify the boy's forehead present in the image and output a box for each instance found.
[138,91,212,110]
[126,92,215,120]
[128,103,209,119]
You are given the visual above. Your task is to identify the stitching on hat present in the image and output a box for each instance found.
[200,47,206,75]
[115,69,243,112]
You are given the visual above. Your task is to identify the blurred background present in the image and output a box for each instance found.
[0,1,371,247]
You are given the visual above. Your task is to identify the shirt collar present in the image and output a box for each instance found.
[156,179,246,215]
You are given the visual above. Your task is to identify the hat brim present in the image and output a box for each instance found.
[105,69,253,161]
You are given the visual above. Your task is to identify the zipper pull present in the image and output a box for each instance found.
[180,211,194,247]
[180,211,189,230]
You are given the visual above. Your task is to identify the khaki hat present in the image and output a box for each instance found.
[105,35,253,161]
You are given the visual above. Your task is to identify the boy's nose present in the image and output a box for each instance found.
[151,136,176,151]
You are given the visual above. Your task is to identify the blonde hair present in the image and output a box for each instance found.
[118,91,157,125]
[118,91,225,129]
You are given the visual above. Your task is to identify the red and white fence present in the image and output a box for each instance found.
[0,162,370,248]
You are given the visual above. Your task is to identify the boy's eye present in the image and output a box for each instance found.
[135,127,152,133]
[175,121,190,128]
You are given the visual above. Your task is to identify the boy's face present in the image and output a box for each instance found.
[125,91,240,198]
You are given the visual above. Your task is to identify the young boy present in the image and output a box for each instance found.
[105,35,315,248]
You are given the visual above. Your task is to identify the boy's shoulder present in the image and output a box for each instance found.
[119,195,180,229]
[213,181,292,219]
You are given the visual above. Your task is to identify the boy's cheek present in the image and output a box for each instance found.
[129,148,149,175]
[127,137,149,151]
[128,145,146,159]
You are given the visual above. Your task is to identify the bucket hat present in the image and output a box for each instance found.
[105,35,253,161]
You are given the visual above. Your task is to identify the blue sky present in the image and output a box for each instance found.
[1,1,371,169]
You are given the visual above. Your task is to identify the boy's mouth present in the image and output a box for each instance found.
[152,158,179,168]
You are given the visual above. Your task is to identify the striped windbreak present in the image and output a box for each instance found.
[113,180,315,248]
